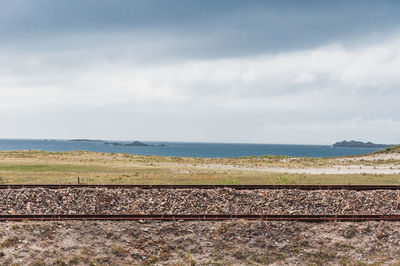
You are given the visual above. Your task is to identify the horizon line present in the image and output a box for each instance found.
[0,138,396,146]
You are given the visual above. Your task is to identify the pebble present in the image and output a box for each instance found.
[0,188,399,215]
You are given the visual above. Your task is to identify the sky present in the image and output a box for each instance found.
[1,0,400,144]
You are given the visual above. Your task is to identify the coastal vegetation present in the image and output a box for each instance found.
[375,144,400,154]
[0,150,399,185]
[332,140,394,148]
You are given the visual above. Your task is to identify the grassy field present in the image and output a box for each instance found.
[0,150,399,185]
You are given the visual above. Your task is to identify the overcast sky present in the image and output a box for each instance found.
[1,0,400,144]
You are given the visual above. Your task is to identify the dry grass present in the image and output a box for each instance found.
[0,150,399,185]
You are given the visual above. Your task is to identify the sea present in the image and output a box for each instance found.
[0,139,384,158]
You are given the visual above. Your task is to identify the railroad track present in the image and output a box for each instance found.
[1,184,400,190]
[1,214,400,222]
[2,185,399,222]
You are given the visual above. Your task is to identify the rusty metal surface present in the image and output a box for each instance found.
[1,184,400,190]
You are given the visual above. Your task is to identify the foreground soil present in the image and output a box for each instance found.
[1,221,400,265]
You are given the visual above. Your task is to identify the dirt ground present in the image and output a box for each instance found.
[1,220,400,265]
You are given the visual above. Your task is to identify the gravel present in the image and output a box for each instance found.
[1,188,400,215]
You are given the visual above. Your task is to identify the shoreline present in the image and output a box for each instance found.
[1,138,395,159]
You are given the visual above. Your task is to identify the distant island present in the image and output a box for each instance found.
[69,139,165,147]
[332,140,393,148]
[105,141,154,147]
[69,139,104,142]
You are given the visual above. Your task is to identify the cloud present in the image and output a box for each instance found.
[3,34,400,105]
[1,32,400,143]
[1,1,400,143]
[1,1,400,57]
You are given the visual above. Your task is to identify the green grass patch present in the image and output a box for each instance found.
[0,164,105,173]
[374,145,400,154]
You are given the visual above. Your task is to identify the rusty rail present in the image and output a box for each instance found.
[1,184,400,190]
[1,214,400,222]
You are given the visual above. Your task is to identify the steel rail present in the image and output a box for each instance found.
[1,184,400,190]
[1,214,400,222]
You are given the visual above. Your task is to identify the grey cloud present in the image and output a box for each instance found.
[1,1,400,143]
[1,1,400,58]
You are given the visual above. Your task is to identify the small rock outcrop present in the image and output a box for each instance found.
[104,141,154,146]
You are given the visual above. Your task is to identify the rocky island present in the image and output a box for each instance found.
[69,139,104,142]
[104,141,157,147]
[332,140,393,148]
[68,139,165,147]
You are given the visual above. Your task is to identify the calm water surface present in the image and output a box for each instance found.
[0,139,383,158]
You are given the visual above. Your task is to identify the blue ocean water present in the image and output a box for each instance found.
[0,139,383,158]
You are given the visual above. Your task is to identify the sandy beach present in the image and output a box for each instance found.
[162,152,400,175]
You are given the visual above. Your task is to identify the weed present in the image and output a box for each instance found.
[54,259,67,266]
[112,245,126,256]
[11,224,20,230]
[29,262,45,266]
[184,250,196,265]
[217,224,228,234]
[341,226,359,239]
[0,237,19,248]
[233,249,248,260]
[304,249,337,264]
[338,257,368,265]
[68,256,80,264]
[390,260,400,266]
[185,250,192,260]
[249,250,284,264]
